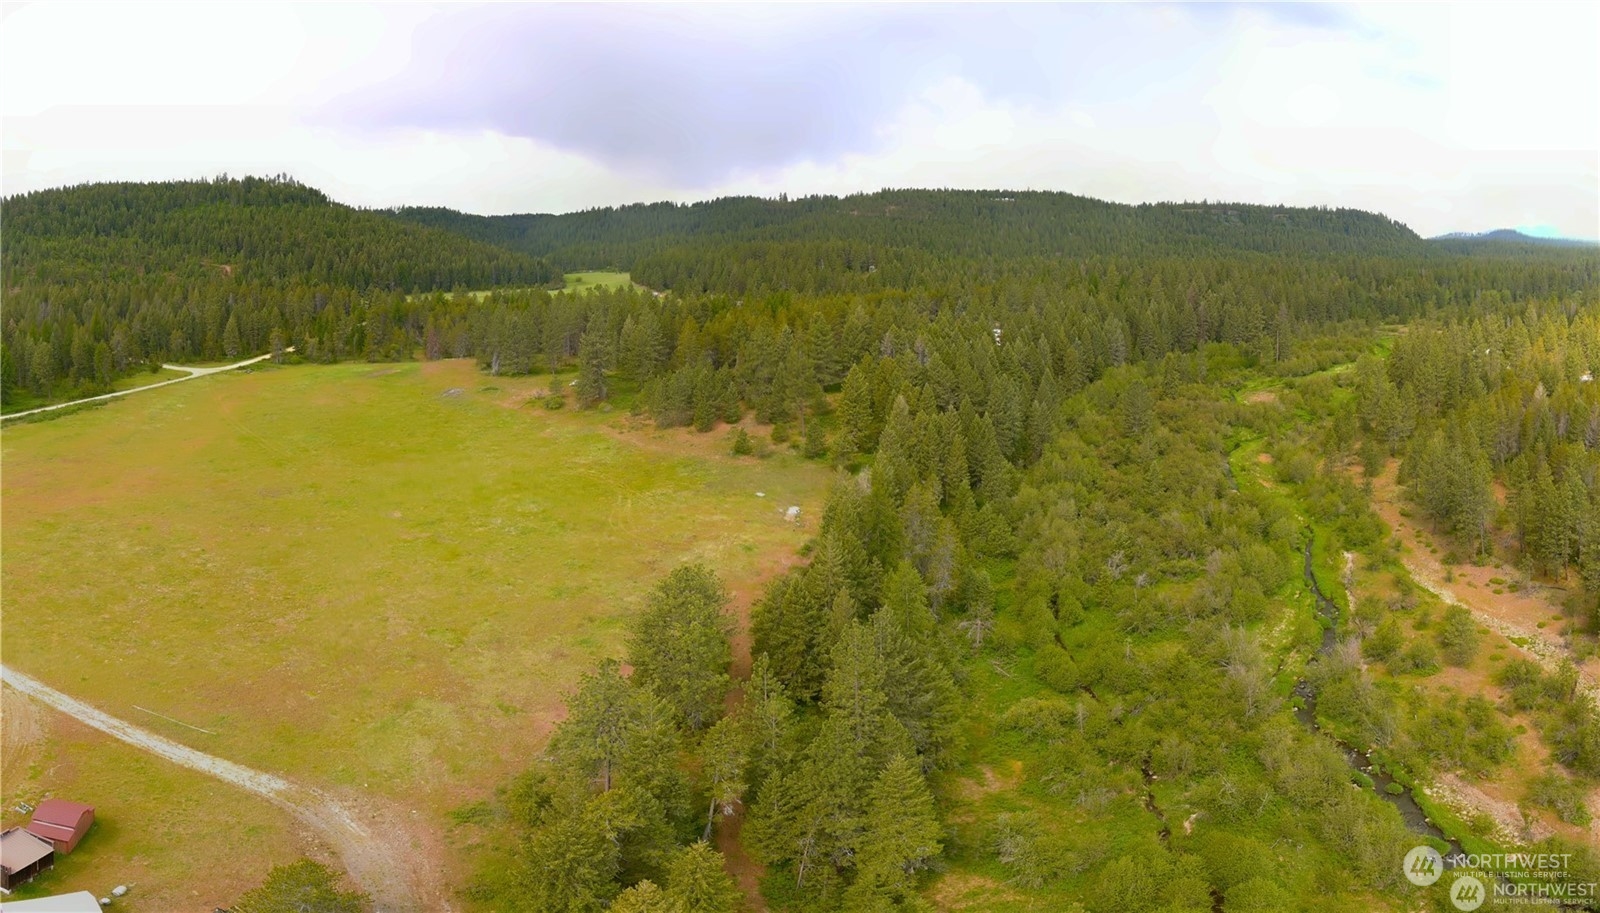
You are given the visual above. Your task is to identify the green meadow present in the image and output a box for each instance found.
[1,358,830,896]
[556,270,639,293]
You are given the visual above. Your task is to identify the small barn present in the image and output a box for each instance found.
[25,802,93,855]
[0,828,54,893]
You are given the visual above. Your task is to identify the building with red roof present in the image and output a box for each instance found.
[24,802,93,855]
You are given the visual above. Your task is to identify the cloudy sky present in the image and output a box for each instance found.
[3,2,1596,238]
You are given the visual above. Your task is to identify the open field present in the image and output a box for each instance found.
[1,687,306,912]
[556,270,638,293]
[1,358,832,906]
[1,369,188,416]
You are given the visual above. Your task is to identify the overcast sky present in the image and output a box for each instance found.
[3,2,1596,238]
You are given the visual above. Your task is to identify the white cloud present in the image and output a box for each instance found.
[1,2,1594,238]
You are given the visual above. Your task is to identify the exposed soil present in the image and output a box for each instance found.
[710,553,805,912]
[1428,773,1537,843]
[1345,482,1600,847]
[1368,460,1599,695]
[1,686,46,791]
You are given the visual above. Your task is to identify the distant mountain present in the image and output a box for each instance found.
[2,176,556,291]
[1430,228,1599,251]
[387,189,1431,273]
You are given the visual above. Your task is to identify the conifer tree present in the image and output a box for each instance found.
[628,564,732,730]
[845,754,942,905]
[609,880,669,913]
[576,329,609,407]
[699,711,749,840]
[663,842,742,913]
[223,314,242,358]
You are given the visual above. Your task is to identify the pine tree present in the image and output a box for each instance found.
[231,860,368,913]
[743,654,797,785]
[627,564,732,730]
[223,314,242,358]
[521,799,624,913]
[803,413,828,458]
[663,842,741,913]
[846,754,942,904]
[610,880,669,913]
[836,361,876,458]
[576,329,609,407]
[549,660,682,801]
[700,712,749,840]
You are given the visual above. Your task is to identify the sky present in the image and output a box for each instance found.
[2,2,1596,239]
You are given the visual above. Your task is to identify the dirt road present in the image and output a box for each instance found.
[0,349,293,422]
[1366,463,1599,699]
[0,663,431,912]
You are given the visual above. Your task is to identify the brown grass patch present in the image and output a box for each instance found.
[926,872,1034,910]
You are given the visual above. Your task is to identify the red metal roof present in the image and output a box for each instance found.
[29,800,93,831]
[26,800,93,847]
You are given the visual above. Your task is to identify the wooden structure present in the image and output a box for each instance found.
[0,828,54,893]
[25,802,93,855]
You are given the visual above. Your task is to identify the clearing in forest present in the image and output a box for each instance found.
[556,270,640,293]
[0,358,830,906]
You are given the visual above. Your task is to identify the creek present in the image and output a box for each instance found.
[1293,533,1465,862]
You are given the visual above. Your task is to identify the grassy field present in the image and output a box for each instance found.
[1,368,190,416]
[0,358,831,905]
[556,271,638,294]
[1,688,305,912]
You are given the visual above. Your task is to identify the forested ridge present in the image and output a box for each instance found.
[392,188,1428,273]
[6,176,1600,911]
[0,176,554,410]
[3,175,554,288]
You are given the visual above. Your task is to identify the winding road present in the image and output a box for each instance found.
[1,349,293,422]
[0,664,428,912]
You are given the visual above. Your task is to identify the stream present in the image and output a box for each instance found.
[1293,533,1465,863]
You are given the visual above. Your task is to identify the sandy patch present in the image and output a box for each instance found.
[1367,460,1598,693]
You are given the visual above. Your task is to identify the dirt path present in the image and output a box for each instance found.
[0,664,433,912]
[1,349,292,422]
[1366,462,1599,698]
[711,557,804,913]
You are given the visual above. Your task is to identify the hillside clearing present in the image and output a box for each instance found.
[0,358,831,907]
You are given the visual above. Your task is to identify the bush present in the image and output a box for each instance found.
[232,860,368,913]
[729,428,754,456]
[1437,605,1480,666]
[1528,771,1592,825]
[1390,641,1439,676]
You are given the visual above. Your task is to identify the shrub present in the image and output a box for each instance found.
[1390,641,1439,676]
[1528,771,1592,825]
[1437,606,1480,666]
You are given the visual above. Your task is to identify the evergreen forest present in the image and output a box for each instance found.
[4,178,1599,912]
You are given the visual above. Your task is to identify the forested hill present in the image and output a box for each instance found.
[1430,228,1600,255]
[387,188,1430,272]
[2,176,555,290]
